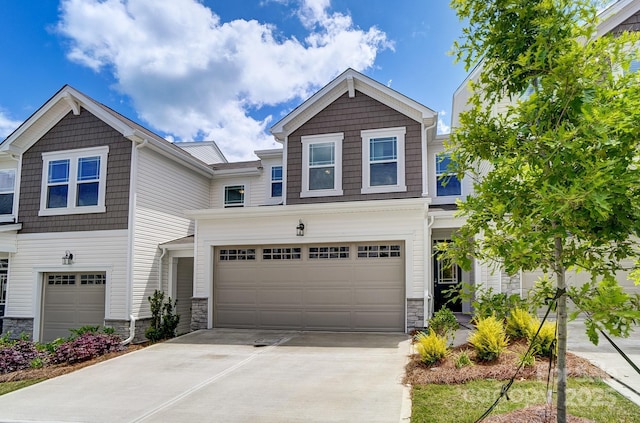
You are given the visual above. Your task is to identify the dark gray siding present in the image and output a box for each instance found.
[612,10,640,34]
[19,109,131,233]
[286,90,423,205]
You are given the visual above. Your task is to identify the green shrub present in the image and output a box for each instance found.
[454,350,474,369]
[506,308,537,339]
[468,316,509,361]
[428,308,459,346]
[529,321,557,357]
[415,331,449,365]
[516,351,536,368]
[145,290,180,342]
[69,325,101,338]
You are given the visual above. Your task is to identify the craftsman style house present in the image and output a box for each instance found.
[2,0,638,342]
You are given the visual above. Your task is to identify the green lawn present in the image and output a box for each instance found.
[411,378,640,423]
[0,379,45,396]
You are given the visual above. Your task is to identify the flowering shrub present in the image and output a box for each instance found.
[0,340,47,374]
[50,333,123,365]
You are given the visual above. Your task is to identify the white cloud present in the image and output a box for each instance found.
[57,0,392,161]
[437,110,450,135]
[0,110,22,139]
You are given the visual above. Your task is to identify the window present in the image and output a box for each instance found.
[224,185,245,207]
[39,147,108,216]
[357,245,401,258]
[263,247,301,260]
[301,133,343,197]
[308,246,350,259]
[435,153,461,197]
[0,169,15,217]
[219,249,256,261]
[361,127,406,194]
[270,166,283,198]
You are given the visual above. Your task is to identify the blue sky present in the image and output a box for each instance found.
[0,0,468,161]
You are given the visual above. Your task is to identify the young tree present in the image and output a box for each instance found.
[448,0,640,421]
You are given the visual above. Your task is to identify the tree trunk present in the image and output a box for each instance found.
[555,235,567,423]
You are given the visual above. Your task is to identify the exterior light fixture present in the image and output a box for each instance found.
[62,250,74,265]
[296,219,305,236]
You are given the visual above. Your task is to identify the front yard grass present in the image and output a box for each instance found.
[0,379,45,396]
[411,378,640,423]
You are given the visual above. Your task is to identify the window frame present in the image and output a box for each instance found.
[435,152,462,198]
[0,169,16,222]
[224,184,246,208]
[361,127,407,194]
[300,133,343,198]
[270,165,283,198]
[39,146,109,216]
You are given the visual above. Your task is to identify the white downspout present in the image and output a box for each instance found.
[424,214,435,328]
[158,247,167,291]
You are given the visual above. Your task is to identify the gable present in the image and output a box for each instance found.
[611,9,640,34]
[286,90,424,205]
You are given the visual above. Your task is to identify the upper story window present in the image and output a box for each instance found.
[0,169,16,219]
[39,146,108,216]
[435,153,461,197]
[271,166,283,198]
[301,133,343,198]
[361,127,406,194]
[224,185,245,207]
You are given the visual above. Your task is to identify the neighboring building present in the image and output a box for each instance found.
[0,86,221,342]
[450,0,640,297]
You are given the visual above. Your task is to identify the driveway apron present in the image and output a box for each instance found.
[0,330,410,423]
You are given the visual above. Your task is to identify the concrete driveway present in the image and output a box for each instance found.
[0,330,411,423]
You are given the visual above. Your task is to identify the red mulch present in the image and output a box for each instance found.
[483,404,596,423]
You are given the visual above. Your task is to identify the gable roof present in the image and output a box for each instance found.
[269,68,437,142]
[1,85,215,177]
[597,0,640,35]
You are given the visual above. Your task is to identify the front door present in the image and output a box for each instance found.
[433,241,462,312]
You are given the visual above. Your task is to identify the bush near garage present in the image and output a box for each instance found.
[0,327,123,374]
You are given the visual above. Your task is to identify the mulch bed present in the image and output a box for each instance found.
[404,341,606,385]
[405,341,607,423]
[0,343,147,383]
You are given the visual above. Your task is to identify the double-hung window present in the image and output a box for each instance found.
[361,127,406,194]
[270,166,283,198]
[224,185,245,207]
[0,169,16,220]
[40,146,109,216]
[435,153,461,197]
[301,133,343,197]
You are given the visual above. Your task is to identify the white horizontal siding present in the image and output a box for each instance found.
[210,174,265,208]
[133,149,209,317]
[194,205,426,302]
[6,230,128,319]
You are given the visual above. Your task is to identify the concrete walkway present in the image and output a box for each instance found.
[0,330,411,423]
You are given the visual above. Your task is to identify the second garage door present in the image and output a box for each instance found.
[214,242,405,331]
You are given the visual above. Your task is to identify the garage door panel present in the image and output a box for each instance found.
[354,288,404,305]
[259,289,303,304]
[214,243,404,331]
[305,311,352,329]
[305,288,353,305]
[216,288,257,305]
[42,273,106,343]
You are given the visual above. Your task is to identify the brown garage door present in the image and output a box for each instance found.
[42,273,106,342]
[214,243,404,331]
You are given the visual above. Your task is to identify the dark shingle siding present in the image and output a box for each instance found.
[18,109,131,233]
[612,10,640,34]
[286,90,423,205]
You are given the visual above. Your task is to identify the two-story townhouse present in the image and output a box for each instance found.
[184,68,473,333]
[449,0,640,299]
[0,85,224,342]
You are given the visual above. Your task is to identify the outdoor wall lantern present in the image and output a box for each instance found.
[296,219,305,236]
[62,250,74,265]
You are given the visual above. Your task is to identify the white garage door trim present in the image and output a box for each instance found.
[213,242,405,332]
[41,272,106,342]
